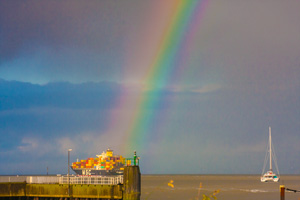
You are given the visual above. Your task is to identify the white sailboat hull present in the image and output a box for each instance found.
[261,171,279,182]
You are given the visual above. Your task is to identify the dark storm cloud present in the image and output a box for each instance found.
[0,0,149,62]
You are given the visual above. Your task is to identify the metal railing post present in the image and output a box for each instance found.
[68,149,72,197]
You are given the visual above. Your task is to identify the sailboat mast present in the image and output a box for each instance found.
[269,126,272,171]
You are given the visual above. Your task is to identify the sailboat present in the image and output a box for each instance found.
[261,127,280,182]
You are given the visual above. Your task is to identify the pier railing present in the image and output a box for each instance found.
[0,175,123,185]
[59,175,123,185]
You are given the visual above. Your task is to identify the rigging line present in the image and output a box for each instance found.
[261,139,269,175]
[271,140,280,176]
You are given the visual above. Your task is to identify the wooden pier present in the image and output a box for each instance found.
[0,166,140,200]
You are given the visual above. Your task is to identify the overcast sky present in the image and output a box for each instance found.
[0,0,299,175]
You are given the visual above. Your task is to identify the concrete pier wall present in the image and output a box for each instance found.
[0,183,26,197]
[0,183,122,199]
[123,166,141,200]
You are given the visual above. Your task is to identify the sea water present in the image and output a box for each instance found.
[141,175,300,200]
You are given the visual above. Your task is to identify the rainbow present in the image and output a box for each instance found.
[123,0,210,154]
